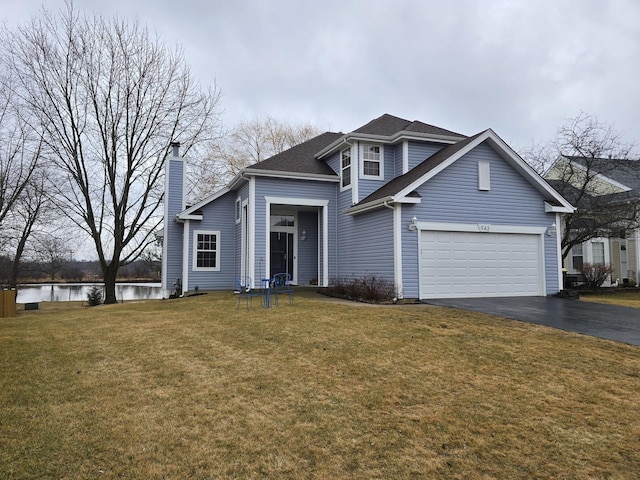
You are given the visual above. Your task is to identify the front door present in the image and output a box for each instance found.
[270,232,294,277]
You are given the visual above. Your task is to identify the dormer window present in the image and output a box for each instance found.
[361,144,383,180]
[341,148,352,190]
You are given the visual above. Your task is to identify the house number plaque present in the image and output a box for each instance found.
[477,224,491,232]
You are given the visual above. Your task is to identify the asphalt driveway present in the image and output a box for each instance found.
[424,296,640,346]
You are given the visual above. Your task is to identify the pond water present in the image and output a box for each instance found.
[15,283,163,303]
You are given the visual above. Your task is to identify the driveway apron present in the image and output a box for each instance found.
[424,296,640,346]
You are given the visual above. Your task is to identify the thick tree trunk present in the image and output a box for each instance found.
[102,263,120,304]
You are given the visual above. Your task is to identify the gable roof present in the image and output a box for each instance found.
[354,113,466,138]
[346,129,574,214]
[547,156,640,207]
[315,114,466,160]
[180,132,343,218]
[246,131,343,176]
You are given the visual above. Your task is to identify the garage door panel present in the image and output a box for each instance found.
[420,230,542,299]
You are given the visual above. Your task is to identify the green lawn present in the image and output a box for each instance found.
[1,291,639,479]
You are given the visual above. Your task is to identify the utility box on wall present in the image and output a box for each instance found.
[0,289,16,317]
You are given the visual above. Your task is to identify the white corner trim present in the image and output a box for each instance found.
[403,140,409,175]
[352,141,359,205]
[556,212,563,291]
[182,219,190,294]
[393,204,403,299]
[322,204,329,287]
[249,177,256,284]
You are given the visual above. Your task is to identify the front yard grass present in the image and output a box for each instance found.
[581,289,640,308]
[1,291,639,479]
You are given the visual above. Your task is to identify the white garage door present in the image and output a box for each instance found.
[419,230,543,299]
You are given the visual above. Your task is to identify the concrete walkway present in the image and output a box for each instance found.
[424,296,640,346]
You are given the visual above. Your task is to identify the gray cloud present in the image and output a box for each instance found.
[3,0,640,150]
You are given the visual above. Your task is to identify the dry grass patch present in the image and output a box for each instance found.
[1,292,640,479]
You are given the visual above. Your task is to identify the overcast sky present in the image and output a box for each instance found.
[2,0,639,152]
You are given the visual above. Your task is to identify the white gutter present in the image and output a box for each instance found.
[242,168,339,182]
[345,196,395,215]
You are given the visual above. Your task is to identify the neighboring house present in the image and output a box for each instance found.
[162,114,574,300]
[546,155,640,285]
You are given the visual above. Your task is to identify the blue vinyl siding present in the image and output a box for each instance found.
[407,142,445,171]
[326,151,340,175]
[254,177,338,284]
[357,144,393,202]
[298,211,319,285]
[394,143,403,176]
[163,158,185,292]
[186,191,236,290]
[401,141,559,297]
[337,204,394,283]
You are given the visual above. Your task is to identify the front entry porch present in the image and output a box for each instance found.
[263,197,329,287]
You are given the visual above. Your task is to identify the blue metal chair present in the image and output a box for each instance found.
[236,277,264,309]
[271,273,294,305]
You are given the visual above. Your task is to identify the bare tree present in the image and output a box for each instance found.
[3,2,222,303]
[32,234,71,281]
[530,112,639,260]
[189,115,321,200]
[3,172,48,288]
[0,70,41,251]
[0,67,45,288]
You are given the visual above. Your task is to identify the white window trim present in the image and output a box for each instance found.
[340,147,352,191]
[192,230,221,272]
[235,197,241,224]
[570,243,584,274]
[360,143,384,180]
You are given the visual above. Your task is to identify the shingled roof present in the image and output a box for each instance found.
[565,156,640,191]
[353,113,465,138]
[247,132,343,176]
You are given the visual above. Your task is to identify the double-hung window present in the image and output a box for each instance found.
[592,241,605,265]
[193,230,220,271]
[571,244,583,272]
[361,144,383,180]
[341,148,352,190]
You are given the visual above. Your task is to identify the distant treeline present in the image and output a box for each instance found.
[0,257,160,284]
